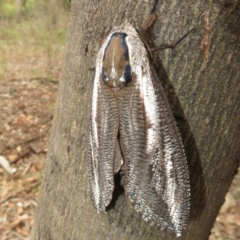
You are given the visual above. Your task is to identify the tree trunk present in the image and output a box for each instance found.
[30,0,240,239]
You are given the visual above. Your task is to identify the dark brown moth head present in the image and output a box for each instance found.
[102,33,131,88]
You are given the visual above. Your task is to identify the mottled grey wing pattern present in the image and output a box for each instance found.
[119,30,189,236]
[88,75,120,213]
[88,23,190,237]
[119,68,189,236]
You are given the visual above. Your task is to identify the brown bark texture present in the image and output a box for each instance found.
[31,0,240,239]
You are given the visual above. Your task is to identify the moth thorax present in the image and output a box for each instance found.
[102,32,132,88]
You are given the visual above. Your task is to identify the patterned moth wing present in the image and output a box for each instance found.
[88,21,190,237]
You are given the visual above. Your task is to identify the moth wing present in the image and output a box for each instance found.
[120,35,190,236]
[88,73,120,213]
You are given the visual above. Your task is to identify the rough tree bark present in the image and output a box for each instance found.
[31,0,240,239]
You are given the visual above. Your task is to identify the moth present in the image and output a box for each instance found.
[88,14,190,237]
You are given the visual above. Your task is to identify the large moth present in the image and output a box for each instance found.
[88,14,190,237]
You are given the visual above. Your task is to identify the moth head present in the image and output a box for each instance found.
[102,32,132,88]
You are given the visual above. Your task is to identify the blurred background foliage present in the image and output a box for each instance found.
[0,0,70,79]
[0,3,71,240]
[0,0,70,18]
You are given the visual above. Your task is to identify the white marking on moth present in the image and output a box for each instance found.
[119,76,125,82]
[90,136,101,209]
[163,138,181,232]
[92,74,99,148]
[110,47,118,79]
[142,205,153,221]
[91,32,114,210]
